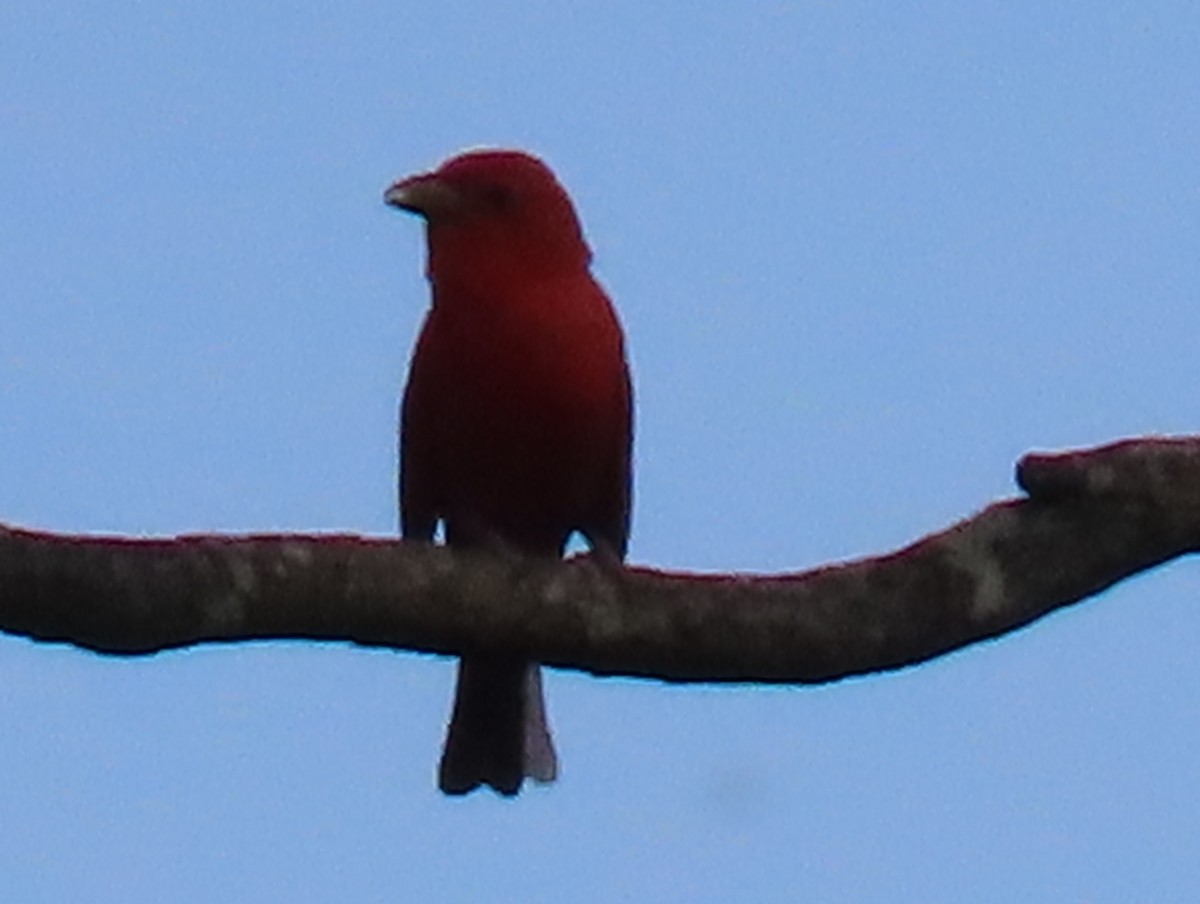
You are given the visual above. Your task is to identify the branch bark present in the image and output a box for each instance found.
[1,436,1197,684]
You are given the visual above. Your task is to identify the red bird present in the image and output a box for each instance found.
[384,150,633,796]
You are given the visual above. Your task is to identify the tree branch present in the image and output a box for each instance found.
[1,436,1197,683]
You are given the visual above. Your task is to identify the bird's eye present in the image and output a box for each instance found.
[480,185,517,211]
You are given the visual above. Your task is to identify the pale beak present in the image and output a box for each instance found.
[383,174,461,218]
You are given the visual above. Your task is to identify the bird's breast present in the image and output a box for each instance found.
[409,274,629,547]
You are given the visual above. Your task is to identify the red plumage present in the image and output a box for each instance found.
[385,150,633,796]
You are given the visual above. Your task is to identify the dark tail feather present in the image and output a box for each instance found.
[438,656,557,796]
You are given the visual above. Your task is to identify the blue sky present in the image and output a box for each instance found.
[3,2,1199,901]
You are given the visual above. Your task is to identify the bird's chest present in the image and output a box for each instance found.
[421,295,618,465]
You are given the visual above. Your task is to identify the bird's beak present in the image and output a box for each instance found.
[384,173,461,219]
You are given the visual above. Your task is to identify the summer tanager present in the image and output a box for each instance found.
[384,150,633,796]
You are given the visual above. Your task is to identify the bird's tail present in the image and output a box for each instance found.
[438,656,557,796]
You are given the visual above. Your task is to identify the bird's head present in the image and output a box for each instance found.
[385,149,592,290]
